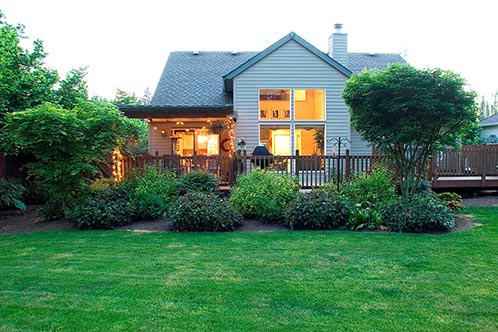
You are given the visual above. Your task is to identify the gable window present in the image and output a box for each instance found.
[259,89,290,120]
[294,89,325,120]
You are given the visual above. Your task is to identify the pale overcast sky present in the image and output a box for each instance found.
[2,0,497,100]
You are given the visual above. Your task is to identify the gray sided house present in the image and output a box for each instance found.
[123,25,405,158]
[480,113,498,143]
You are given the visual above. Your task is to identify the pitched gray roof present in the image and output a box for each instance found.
[480,113,498,126]
[150,40,406,108]
[347,53,407,73]
[151,51,257,107]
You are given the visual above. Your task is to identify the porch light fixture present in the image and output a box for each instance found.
[161,130,166,137]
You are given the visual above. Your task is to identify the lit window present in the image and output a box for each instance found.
[260,125,290,155]
[176,129,219,156]
[295,126,325,155]
[259,89,290,121]
[294,90,325,120]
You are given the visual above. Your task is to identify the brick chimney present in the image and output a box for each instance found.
[328,23,348,67]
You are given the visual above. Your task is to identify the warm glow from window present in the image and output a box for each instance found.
[294,89,325,120]
[259,89,290,120]
[295,126,325,155]
[176,130,219,156]
[294,89,306,101]
[260,125,290,155]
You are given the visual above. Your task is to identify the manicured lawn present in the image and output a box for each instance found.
[0,207,497,332]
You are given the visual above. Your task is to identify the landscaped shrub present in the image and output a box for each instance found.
[129,167,178,220]
[341,164,396,208]
[229,169,299,222]
[340,164,396,230]
[435,192,464,212]
[0,179,26,210]
[68,183,135,229]
[347,202,383,231]
[383,194,455,233]
[285,190,350,230]
[166,192,242,232]
[177,170,218,195]
[89,177,115,191]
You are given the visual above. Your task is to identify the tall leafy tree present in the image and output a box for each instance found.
[0,101,141,218]
[54,67,88,109]
[113,88,141,106]
[0,11,58,116]
[343,63,477,196]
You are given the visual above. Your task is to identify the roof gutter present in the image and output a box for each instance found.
[120,105,234,119]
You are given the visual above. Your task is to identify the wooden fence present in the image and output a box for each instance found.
[122,150,386,188]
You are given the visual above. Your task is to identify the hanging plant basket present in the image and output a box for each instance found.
[208,121,227,134]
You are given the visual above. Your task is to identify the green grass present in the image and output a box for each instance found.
[0,207,497,332]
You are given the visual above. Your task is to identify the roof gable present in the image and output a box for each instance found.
[223,32,352,92]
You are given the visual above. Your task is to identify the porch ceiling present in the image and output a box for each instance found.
[120,105,234,119]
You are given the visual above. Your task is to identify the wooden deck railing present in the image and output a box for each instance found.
[432,144,498,176]
[122,150,387,188]
[120,145,498,189]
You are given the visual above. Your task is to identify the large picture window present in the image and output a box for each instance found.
[294,89,325,120]
[260,125,291,155]
[294,125,325,155]
[259,89,290,120]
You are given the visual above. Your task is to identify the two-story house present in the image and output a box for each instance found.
[123,24,405,158]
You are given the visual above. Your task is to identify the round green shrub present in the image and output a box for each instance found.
[68,183,135,229]
[341,164,396,209]
[435,192,464,212]
[383,194,455,233]
[229,169,299,223]
[129,167,178,219]
[166,192,242,232]
[286,190,350,230]
[177,170,219,195]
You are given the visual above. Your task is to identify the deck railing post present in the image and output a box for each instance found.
[242,150,247,175]
[295,150,300,177]
[345,149,351,180]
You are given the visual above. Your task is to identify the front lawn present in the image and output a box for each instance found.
[0,207,497,331]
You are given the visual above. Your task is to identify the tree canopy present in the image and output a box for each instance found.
[0,11,58,115]
[0,101,141,217]
[0,11,91,116]
[342,63,478,196]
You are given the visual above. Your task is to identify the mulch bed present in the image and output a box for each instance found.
[0,197,491,235]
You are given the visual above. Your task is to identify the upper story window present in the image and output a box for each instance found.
[259,89,290,120]
[294,89,325,120]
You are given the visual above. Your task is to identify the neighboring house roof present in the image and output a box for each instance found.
[145,32,406,112]
[480,113,498,127]
[223,32,352,92]
[347,52,406,73]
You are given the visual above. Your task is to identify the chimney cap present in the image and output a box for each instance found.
[334,23,343,31]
